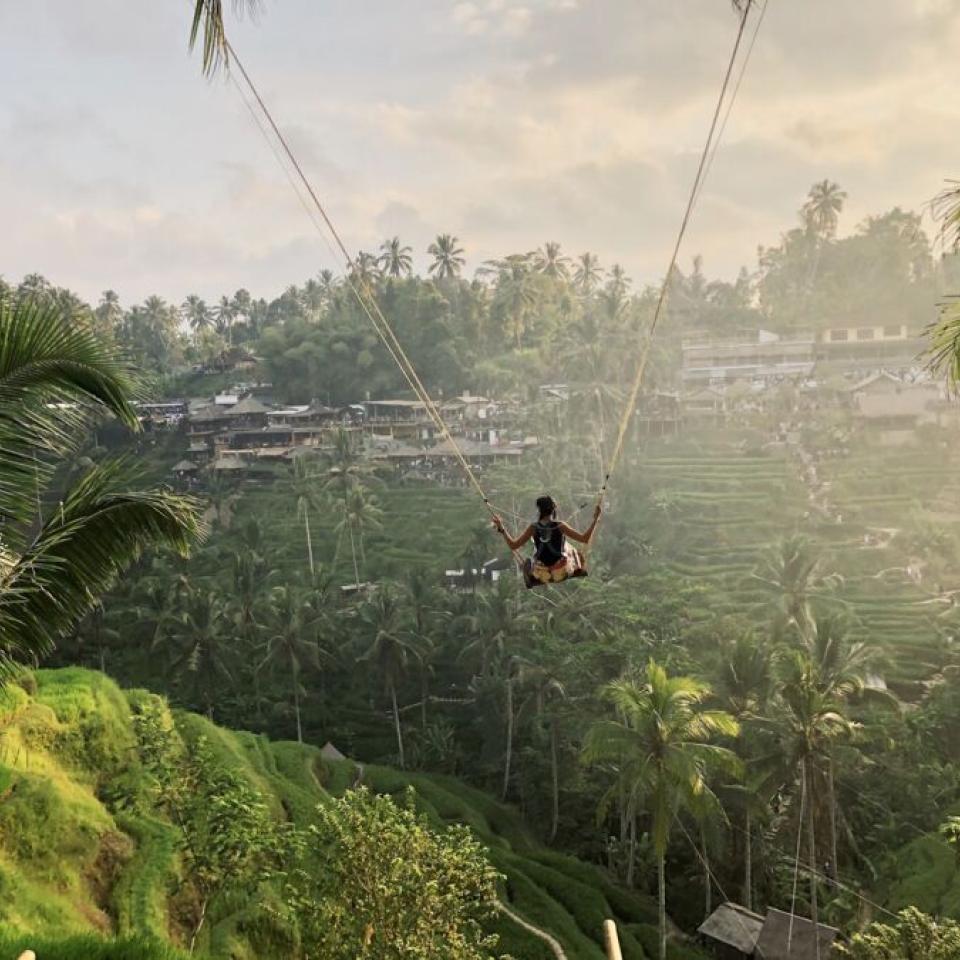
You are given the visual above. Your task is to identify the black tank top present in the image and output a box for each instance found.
[533,520,565,566]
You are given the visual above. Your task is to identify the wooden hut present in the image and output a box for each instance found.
[698,903,765,959]
[754,909,838,960]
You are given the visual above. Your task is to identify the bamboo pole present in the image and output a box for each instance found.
[604,919,623,960]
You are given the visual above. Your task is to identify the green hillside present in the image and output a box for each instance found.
[0,668,699,960]
[638,426,960,689]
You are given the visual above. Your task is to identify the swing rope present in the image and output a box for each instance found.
[591,0,760,515]
[224,40,503,527]
[220,0,764,551]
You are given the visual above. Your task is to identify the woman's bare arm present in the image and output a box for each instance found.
[492,516,534,551]
[559,504,602,544]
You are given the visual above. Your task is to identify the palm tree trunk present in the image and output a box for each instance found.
[805,759,821,953]
[702,825,711,917]
[390,680,405,769]
[549,717,560,843]
[657,852,667,960]
[420,665,429,729]
[744,807,753,912]
[626,813,637,889]
[348,522,361,588]
[292,662,302,744]
[303,509,315,576]
[502,677,514,801]
[827,752,838,881]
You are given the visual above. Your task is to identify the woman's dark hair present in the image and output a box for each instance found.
[536,495,556,518]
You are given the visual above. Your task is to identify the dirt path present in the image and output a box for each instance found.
[496,901,568,960]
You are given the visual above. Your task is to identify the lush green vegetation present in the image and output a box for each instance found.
[0,668,675,959]
[4,168,960,959]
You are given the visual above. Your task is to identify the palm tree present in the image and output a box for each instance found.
[212,295,235,339]
[711,630,776,910]
[427,234,466,280]
[583,662,740,960]
[288,455,325,576]
[0,299,200,683]
[334,486,383,587]
[573,252,603,294]
[535,242,571,280]
[324,429,378,581]
[802,615,894,875]
[802,180,847,240]
[751,535,839,640]
[405,570,446,728]
[774,648,855,940]
[351,251,382,289]
[167,588,232,719]
[258,585,319,743]
[359,587,419,768]
[379,237,413,278]
[181,295,212,336]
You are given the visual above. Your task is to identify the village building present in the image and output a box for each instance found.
[682,330,817,385]
[699,904,838,960]
[816,324,924,377]
[683,386,728,424]
[363,399,437,441]
[636,391,683,437]
[846,372,944,443]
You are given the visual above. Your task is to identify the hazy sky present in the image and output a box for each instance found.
[1,0,958,305]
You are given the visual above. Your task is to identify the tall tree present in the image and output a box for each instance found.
[584,662,740,960]
[428,234,466,280]
[535,242,571,280]
[379,237,414,278]
[573,252,603,294]
[803,180,847,240]
[0,299,200,682]
[258,584,319,743]
[359,587,419,768]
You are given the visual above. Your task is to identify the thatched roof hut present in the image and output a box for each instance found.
[320,742,347,761]
[755,908,838,960]
[698,902,765,959]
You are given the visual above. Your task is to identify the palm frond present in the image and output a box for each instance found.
[0,460,203,681]
[0,298,142,537]
[190,0,262,77]
[924,297,960,395]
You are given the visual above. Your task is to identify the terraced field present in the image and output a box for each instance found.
[0,668,697,960]
[638,429,960,688]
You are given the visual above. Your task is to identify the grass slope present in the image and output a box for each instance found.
[0,668,697,960]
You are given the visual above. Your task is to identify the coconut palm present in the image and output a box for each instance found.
[288,455,325,576]
[181,295,212,335]
[773,649,855,940]
[583,662,740,960]
[379,237,413,278]
[573,252,603,294]
[427,234,466,280]
[751,535,840,640]
[212,295,235,339]
[167,588,232,719]
[351,251,382,289]
[711,630,777,910]
[0,299,200,683]
[258,585,320,743]
[802,180,847,240]
[334,485,383,587]
[358,587,419,768]
[534,242,571,280]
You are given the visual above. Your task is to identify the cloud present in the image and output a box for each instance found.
[2,0,960,302]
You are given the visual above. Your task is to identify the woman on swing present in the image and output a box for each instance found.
[492,495,602,588]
